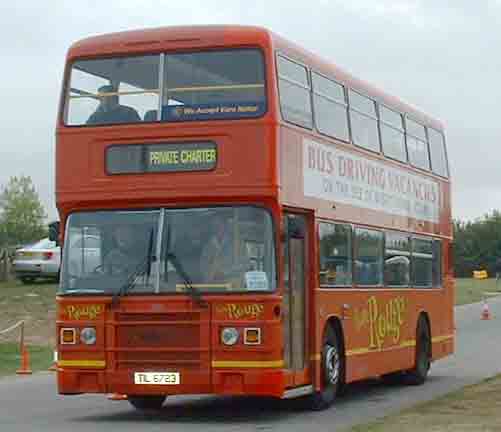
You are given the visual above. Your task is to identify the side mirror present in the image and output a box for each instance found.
[48,221,60,246]
[286,216,305,239]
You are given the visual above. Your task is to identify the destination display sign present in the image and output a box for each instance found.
[106,142,217,174]
[303,138,441,223]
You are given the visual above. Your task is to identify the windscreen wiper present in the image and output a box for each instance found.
[112,228,154,305]
[166,252,207,308]
[163,216,206,308]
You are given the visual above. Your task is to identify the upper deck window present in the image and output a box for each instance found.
[406,118,430,171]
[277,55,312,129]
[348,90,380,153]
[380,105,406,163]
[64,49,266,126]
[66,55,160,126]
[428,128,449,178]
[312,73,349,142]
[162,49,266,122]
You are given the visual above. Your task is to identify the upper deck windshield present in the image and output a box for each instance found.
[65,49,266,126]
[60,207,276,295]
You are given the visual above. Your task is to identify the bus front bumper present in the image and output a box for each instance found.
[57,368,287,398]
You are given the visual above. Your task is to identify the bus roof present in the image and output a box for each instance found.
[67,25,443,131]
[67,25,272,58]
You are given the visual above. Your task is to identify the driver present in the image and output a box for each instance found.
[200,216,235,283]
[103,225,141,275]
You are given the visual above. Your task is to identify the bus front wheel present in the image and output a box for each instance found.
[306,325,343,410]
[128,395,166,411]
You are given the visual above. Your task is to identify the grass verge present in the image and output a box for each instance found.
[455,278,501,305]
[349,375,501,432]
[0,279,57,345]
[0,343,53,377]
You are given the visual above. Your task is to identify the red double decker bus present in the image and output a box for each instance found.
[55,25,453,410]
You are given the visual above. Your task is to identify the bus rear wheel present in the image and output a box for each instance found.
[306,325,343,410]
[128,395,166,411]
[406,317,431,385]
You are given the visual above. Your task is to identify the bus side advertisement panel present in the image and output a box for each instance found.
[303,138,441,224]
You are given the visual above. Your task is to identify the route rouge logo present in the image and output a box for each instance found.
[354,296,408,350]
[216,303,265,320]
[63,304,103,320]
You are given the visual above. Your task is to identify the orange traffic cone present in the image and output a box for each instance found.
[16,346,33,375]
[481,301,491,320]
[107,393,128,401]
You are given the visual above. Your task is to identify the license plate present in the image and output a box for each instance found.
[134,372,180,385]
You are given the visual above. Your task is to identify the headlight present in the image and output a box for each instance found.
[221,327,239,346]
[80,327,97,345]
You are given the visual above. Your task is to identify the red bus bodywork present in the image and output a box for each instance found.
[55,25,453,401]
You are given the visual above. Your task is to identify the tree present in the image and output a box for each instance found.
[0,176,47,246]
[453,210,501,277]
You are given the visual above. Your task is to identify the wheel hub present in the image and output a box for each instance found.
[324,344,339,385]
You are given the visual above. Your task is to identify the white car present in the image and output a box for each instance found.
[12,238,61,283]
[66,234,102,276]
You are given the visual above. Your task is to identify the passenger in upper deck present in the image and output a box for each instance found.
[86,85,141,125]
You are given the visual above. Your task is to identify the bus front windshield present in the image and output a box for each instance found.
[61,207,276,295]
[65,49,266,126]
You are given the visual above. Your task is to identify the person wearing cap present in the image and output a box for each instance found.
[86,85,141,125]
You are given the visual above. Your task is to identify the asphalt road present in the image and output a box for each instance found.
[1,297,501,432]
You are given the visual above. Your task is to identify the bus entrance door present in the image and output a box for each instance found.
[283,213,309,386]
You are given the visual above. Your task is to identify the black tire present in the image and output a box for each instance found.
[127,395,166,411]
[406,316,431,385]
[20,277,35,284]
[305,325,344,410]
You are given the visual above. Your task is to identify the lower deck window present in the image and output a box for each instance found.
[317,223,443,289]
[412,238,433,287]
[385,232,410,287]
[432,240,442,287]
[354,228,383,286]
[319,222,352,287]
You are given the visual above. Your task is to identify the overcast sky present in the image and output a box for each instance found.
[1,0,499,221]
